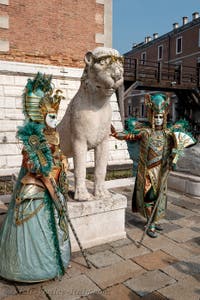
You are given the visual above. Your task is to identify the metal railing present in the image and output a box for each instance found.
[124,58,200,88]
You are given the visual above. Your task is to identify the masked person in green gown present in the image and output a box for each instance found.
[0,73,71,282]
[111,93,196,238]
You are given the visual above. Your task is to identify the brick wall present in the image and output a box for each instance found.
[0,0,107,67]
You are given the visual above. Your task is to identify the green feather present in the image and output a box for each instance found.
[17,121,53,176]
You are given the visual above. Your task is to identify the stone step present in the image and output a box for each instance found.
[168,171,200,197]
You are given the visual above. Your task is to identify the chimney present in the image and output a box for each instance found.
[182,16,188,25]
[144,36,148,43]
[192,12,199,20]
[153,33,158,39]
[132,42,137,48]
[173,22,179,29]
[146,36,152,42]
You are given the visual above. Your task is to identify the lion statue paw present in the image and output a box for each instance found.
[74,187,93,201]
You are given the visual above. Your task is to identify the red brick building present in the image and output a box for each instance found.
[0,0,112,67]
[123,12,200,125]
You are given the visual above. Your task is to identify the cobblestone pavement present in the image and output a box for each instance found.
[0,185,199,300]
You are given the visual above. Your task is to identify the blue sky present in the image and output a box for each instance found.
[113,0,200,54]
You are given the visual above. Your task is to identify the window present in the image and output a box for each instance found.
[176,37,182,54]
[141,52,146,65]
[158,45,163,60]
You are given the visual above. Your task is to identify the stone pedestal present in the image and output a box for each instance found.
[68,192,127,252]
[168,171,200,197]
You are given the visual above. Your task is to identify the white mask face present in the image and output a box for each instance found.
[154,114,164,126]
[45,113,58,129]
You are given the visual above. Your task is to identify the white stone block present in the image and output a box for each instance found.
[15,97,23,109]
[95,33,105,44]
[0,61,83,79]
[0,120,17,131]
[96,0,104,5]
[0,156,6,168]
[168,171,200,197]
[0,75,15,86]
[112,111,122,121]
[109,139,128,151]
[14,76,28,87]
[6,155,22,167]
[3,97,16,108]
[0,98,4,108]
[0,167,20,177]
[110,101,119,111]
[3,86,23,97]
[0,16,9,29]
[0,40,9,52]
[0,0,9,5]
[0,143,20,155]
[68,192,127,251]
[0,132,17,143]
[5,108,24,120]
[109,150,128,161]
[186,180,200,197]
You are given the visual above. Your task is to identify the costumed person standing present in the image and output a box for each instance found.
[0,73,71,282]
[111,93,196,238]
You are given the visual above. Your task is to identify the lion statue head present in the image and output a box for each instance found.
[81,47,124,97]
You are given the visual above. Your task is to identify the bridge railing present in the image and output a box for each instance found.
[124,58,200,88]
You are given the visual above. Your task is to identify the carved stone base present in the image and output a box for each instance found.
[68,192,127,252]
[168,171,200,197]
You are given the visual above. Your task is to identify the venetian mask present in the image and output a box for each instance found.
[45,113,58,129]
[154,114,164,126]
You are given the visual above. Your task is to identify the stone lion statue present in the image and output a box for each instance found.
[58,47,124,200]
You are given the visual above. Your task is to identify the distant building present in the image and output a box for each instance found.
[123,12,200,125]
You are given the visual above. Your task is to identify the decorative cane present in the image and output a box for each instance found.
[50,178,91,269]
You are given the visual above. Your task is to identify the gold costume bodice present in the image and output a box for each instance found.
[147,130,165,169]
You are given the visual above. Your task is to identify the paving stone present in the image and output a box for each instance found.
[190,225,200,232]
[142,291,168,300]
[126,214,145,229]
[109,237,132,248]
[87,284,140,300]
[171,197,200,212]
[165,227,200,242]
[66,258,95,278]
[87,260,143,290]
[162,255,200,279]
[167,203,195,217]
[0,280,17,299]
[172,215,200,227]
[87,250,123,268]
[15,282,44,294]
[162,264,191,281]
[141,234,177,251]
[126,227,145,241]
[87,244,112,255]
[158,280,200,300]
[3,295,47,300]
[124,270,176,297]
[43,274,100,300]
[185,236,200,250]
[165,208,185,221]
[113,242,150,260]
[132,250,178,271]
[161,241,199,260]
[160,222,182,234]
